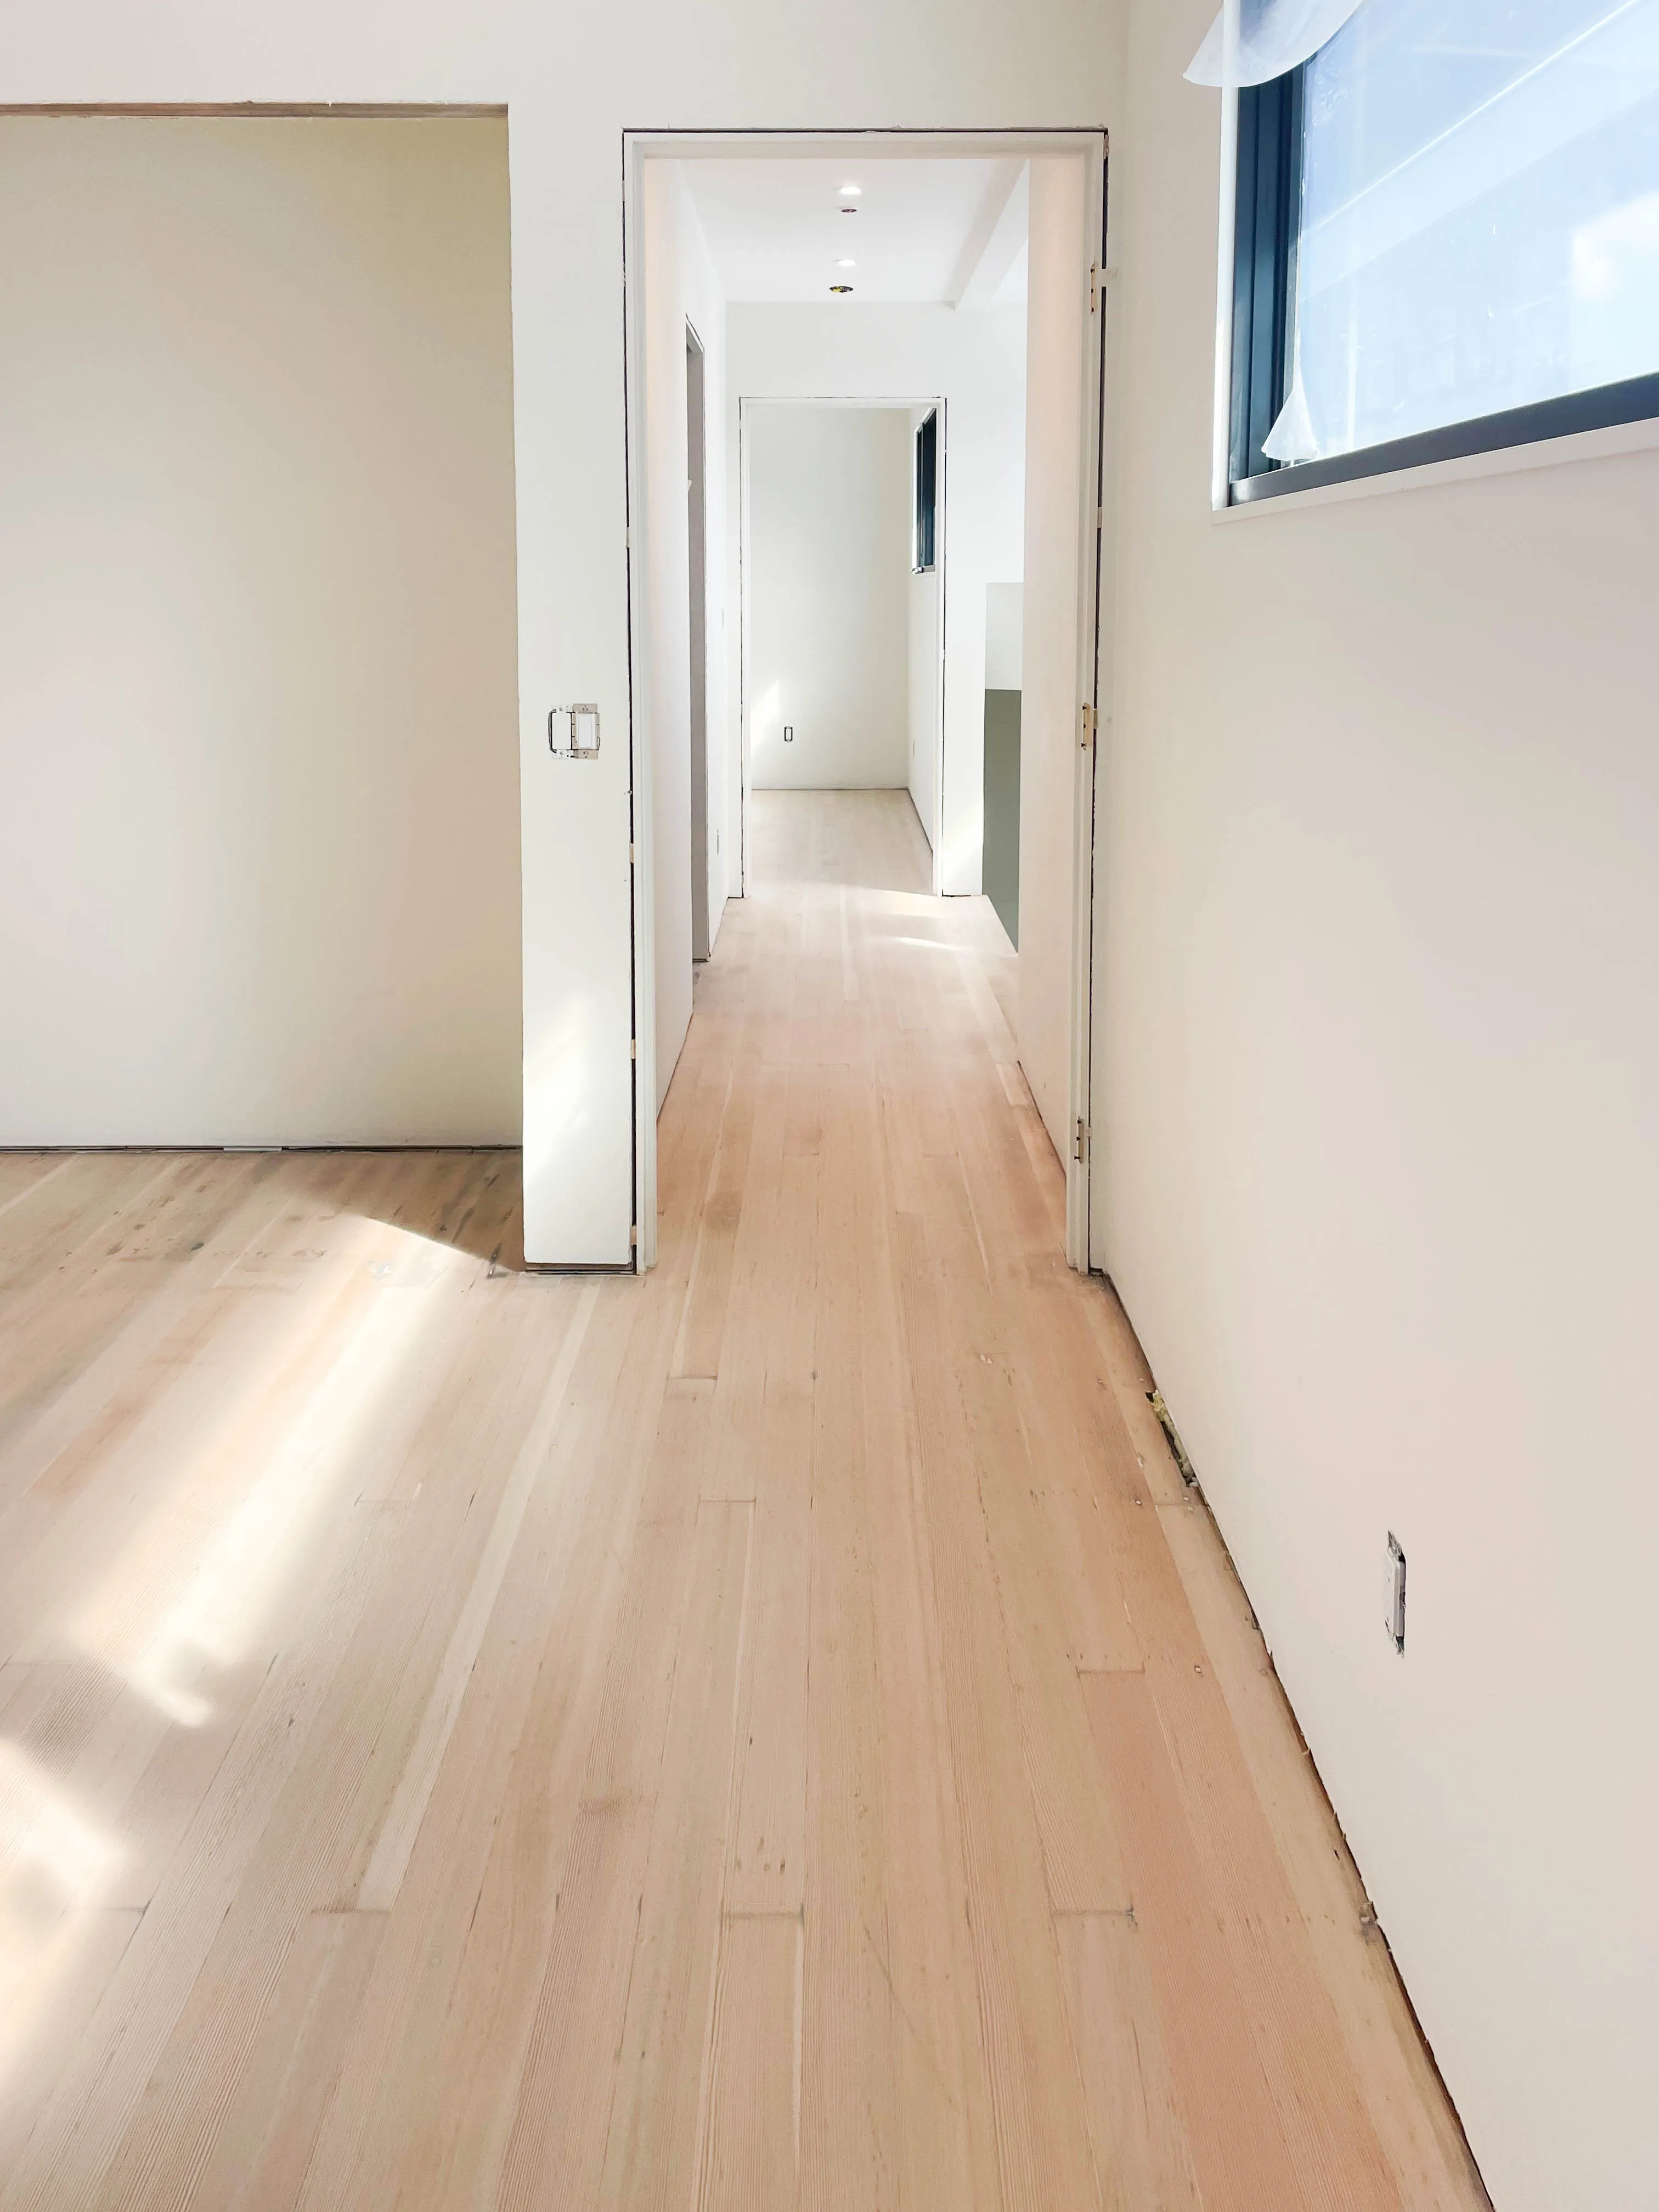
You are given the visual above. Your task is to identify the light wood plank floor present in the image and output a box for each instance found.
[0,789,1487,2211]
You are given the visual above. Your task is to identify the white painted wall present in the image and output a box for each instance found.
[0,115,520,1148]
[1018,153,1093,1165]
[640,159,729,1109]
[726,304,1026,892]
[1096,6,1659,2208]
[745,405,911,792]
[985,581,1024,687]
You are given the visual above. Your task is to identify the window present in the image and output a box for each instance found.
[913,408,938,570]
[1229,0,1659,500]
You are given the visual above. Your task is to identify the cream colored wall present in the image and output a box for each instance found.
[1096,7,1659,2207]
[0,115,520,1146]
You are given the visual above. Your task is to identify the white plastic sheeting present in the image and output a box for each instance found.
[1185,0,1365,87]
[1268,0,1659,463]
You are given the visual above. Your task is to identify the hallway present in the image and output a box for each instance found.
[0,790,1483,2210]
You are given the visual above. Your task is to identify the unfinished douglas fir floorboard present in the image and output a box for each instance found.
[0,791,1489,2212]
[795,1062,898,2207]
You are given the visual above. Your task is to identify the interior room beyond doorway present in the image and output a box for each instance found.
[744,401,931,837]
[631,131,1104,1271]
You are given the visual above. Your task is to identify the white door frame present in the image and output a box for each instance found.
[623,126,1108,1275]
[1069,144,1110,1272]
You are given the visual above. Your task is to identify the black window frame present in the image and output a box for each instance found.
[913,408,939,572]
[1229,60,1659,506]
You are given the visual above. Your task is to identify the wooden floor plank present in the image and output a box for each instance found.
[325,1281,670,2212]
[1055,1909,1206,2212]
[798,1065,900,2209]
[1141,1649,1403,2212]
[0,793,1487,2212]
[891,1207,1105,2212]
[698,1914,800,2212]
[0,1910,144,2183]
[186,1910,386,2212]
[487,1363,732,2212]
[721,1149,815,1917]
[674,1086,757,1381]
[1080,1666,1308,2212]
[921,1152,1133,1916]
[597,1499,752,2212]
[847,1064,1003,2212]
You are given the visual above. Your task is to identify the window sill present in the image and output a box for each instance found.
[1212,408,1659,523]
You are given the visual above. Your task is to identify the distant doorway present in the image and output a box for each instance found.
[625,129,1107,1272]
[741,399,934,866]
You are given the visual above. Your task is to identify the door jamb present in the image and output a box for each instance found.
[1066,143,1110,1272]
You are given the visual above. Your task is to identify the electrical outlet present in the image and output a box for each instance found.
[1385,1533,1407,1653]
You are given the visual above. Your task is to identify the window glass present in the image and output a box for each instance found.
[1267,0,1659,464]
[914,410,938,572]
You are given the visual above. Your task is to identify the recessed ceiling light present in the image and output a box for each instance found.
[830,284,854,295]
[837,258,856,268]
[839,183,862,196]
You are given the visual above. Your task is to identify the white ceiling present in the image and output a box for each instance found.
[679,156,1028,307]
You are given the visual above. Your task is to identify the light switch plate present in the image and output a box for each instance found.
[1385,1532,1407,1653]
[549,703,601,758]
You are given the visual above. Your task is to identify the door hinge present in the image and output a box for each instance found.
[630,1223,639,1248]
[629,842,636,866]
[630,1037,637,1060]
[1073,1119,1090,1164]
[1089,261,1100,312]
[1080,702,1097,749]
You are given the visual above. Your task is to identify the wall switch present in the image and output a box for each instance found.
[549,702,601,758]
[1386,1533,1407,1653]
[783,723,794,743]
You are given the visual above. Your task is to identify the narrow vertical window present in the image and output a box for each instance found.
[913,408,938,572]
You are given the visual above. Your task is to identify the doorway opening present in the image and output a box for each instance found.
[741,397,940,866]
[625,129,1108,1271]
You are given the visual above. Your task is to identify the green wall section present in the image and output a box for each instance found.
[982,687,1022,948]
